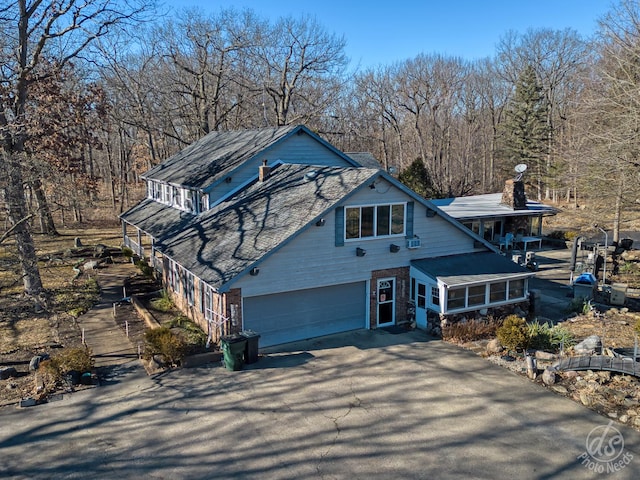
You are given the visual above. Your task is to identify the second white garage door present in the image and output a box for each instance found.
[243,282,366,347]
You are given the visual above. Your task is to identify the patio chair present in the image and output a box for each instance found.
[499,233,514,251]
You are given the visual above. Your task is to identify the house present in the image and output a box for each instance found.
[120,125,535,347]
[430,179,558,252]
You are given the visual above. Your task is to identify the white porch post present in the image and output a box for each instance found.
[137,229,143,257]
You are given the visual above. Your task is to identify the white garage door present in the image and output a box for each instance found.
[243,282,366,347]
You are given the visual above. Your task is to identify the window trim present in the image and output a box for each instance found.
[443,278,528,314]
[344,202,406,241]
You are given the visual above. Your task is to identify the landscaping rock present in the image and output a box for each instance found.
[562,370,578,380]
[620,414,629,423]
[551,385,568,395]
[486,338,503,354]
[19,397,37,408]
[83,260,99,271]
[34,373,44,393]
[573,335,602,355]
[542,367,557,386]
[29,353,49,371]
[535,351,557,361]
[0,366,18,380]
[580,393,593,407]
[635,417,640,428]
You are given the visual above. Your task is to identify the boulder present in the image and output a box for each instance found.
[551,385,568,395]
[29,353,50,372]
[486,338,503,354]
[535,350,557,361]
[542,367,557,386]
[573,335,602,355]
[0,366,18,380]
[580,393,593,407]
[83,260,99,271]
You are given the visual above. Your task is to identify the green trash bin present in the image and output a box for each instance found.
[221,334,247,371]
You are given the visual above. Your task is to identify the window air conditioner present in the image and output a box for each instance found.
[407,237,421,249]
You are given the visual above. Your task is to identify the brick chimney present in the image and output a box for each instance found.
[259,159,270,182]
[501,179,527,210]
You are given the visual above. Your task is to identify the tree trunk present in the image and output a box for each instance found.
[32,178,59,236]
[2,153,44,295]
[612,176,623,244]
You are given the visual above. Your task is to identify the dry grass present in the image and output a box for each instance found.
[0,317,53,354]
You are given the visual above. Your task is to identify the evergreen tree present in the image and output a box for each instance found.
[398,158,440,198]
[501,64,549,199]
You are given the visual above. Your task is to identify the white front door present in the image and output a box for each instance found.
[377,278,395,327]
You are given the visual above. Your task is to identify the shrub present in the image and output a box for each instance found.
[122,246,134,259]
[496,315,529,353]
[144,327,186,365]
[565,297,589,315]
[150,290,174,312]
[564,230,579,242]
[524,320,576,352]
[54,347,94,373]
[550,324,576,350]
[135,259,154,277]
[442,317,501,343]
[164,316,208,353]
[526,320,552,351]
[39,347,94,392]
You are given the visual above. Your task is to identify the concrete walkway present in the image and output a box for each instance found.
[528,247,576,321]
[78,263,139,369]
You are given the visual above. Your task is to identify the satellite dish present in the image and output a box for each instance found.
[514,163,528,181]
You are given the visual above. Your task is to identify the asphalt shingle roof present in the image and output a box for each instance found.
[120,199,193,240]
[347,152,383,169]
[158,164,379,290]
[142,125,302,188]
[412,252,533,287]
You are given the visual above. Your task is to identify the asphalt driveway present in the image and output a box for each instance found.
[1,329,639,479]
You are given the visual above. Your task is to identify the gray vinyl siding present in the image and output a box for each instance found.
[234,179,478,297]
[243,282,366,347]
[206,135,354,204]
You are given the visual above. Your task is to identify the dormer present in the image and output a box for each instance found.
[146,179,209,215]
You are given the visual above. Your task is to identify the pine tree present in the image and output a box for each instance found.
[398,158,440,198]
[501,65,549,199]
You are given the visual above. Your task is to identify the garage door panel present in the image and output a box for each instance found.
[243,282,366,347]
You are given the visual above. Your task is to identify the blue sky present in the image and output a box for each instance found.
[163,1,614,68]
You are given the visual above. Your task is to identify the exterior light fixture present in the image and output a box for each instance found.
[356,247,366,257]
[250,267,260,276]
[316,218,326,227]
[390,244,400,253]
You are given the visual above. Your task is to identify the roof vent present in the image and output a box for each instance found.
[304,170,318,181]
